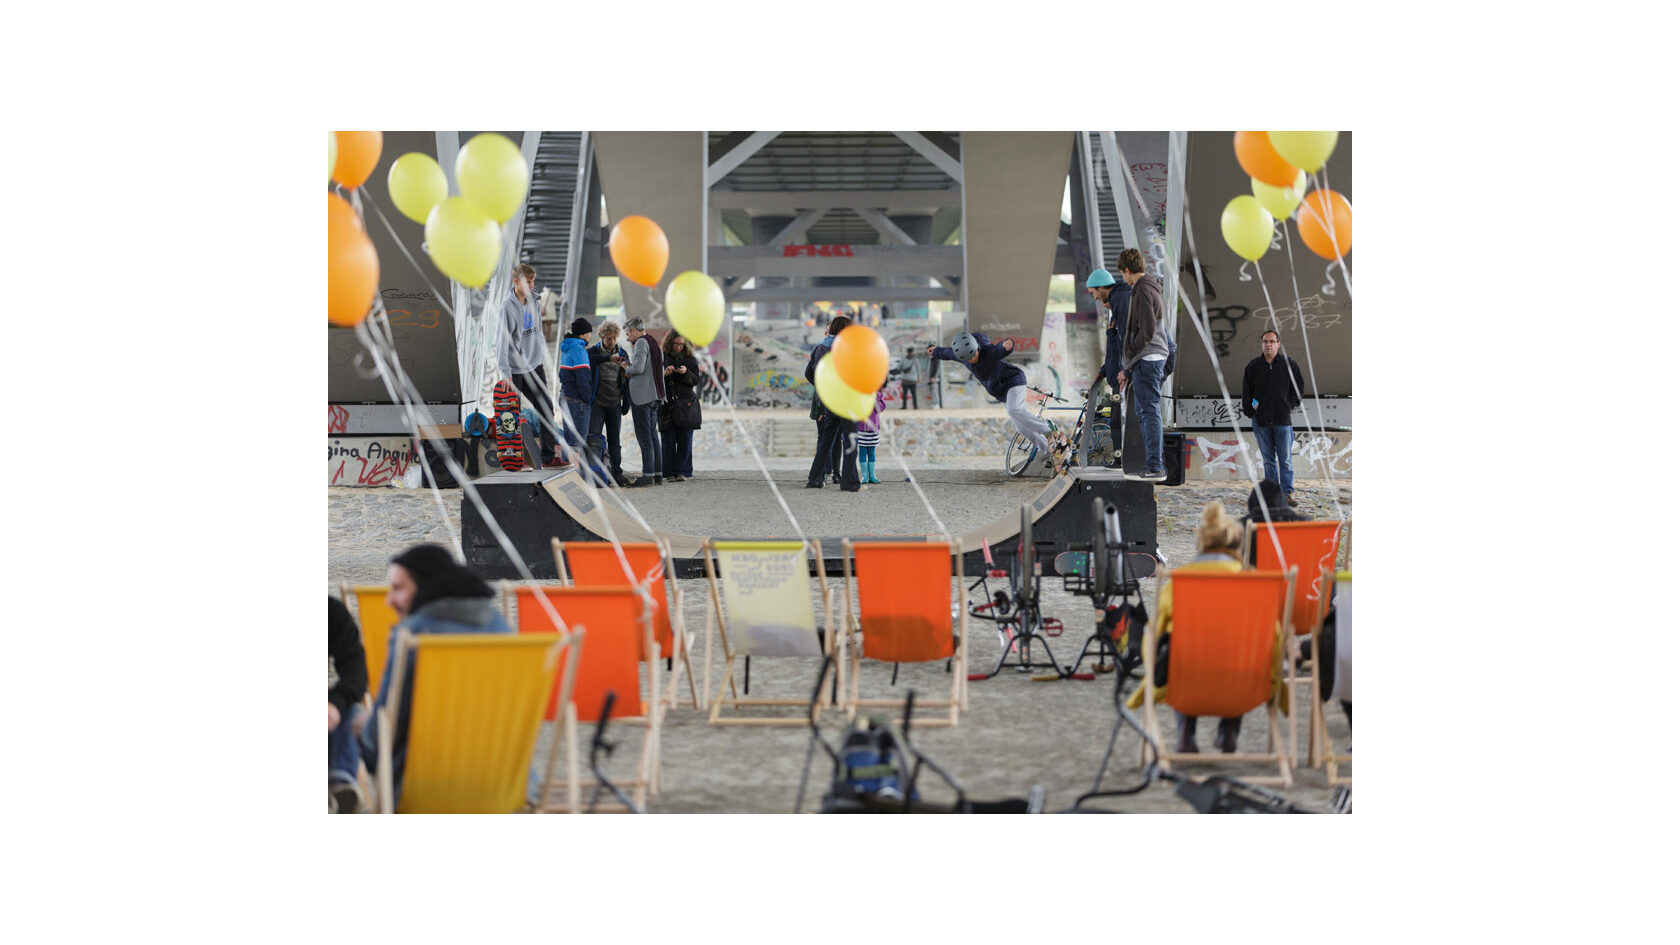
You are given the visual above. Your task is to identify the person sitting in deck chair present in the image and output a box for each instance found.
[1127,501,1283,754]
[360,544,511,806]
[929,331,1069,470]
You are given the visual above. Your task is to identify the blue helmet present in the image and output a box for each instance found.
[1085,268,1116,288]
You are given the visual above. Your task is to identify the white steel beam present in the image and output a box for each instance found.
[768,208,829,247]
[732,285,955,303]
[706,130,780,187]
[893,131,964,184]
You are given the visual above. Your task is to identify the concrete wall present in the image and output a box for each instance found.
[959,132,1073,328]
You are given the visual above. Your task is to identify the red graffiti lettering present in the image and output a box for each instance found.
[780,244,855,257]
[328,405,349,434]
[332,459,346,484]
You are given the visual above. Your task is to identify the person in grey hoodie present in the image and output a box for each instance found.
[1115,248,1169,481]
[622,317,666,487]
[497,264,562,467]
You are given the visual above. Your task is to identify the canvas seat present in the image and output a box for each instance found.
[1246,520,1344,767]
[554,539,699,711]
[840,540,968,728]
[703,540,839,726]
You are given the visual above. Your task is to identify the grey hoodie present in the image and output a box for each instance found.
[497,291,548,378]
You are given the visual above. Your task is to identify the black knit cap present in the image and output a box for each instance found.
[391,543,493,614]
[570,318,594,336]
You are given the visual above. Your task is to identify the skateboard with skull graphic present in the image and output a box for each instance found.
[493,380,525,471]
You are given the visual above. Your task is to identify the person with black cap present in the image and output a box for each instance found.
[557,317,595,466]
[360,544,511,805]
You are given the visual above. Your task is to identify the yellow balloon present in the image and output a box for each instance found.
[455,133,528,224]
[1267,131,1338,173]
[424,197,502,287]
[1220,195,1274,263]
[814,355,873,421]
[328,130,337,181]
[665,270,724,347]
[387,153,449,225]
[1250,170,1308,222]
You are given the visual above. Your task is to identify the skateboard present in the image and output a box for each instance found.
[493,380,525,471]
[520,406,544,469]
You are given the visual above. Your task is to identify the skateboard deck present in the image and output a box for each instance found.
[493,380,525,471]
[520,406,544,469]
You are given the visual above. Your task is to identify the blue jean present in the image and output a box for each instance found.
[1254,424,1294,493]
[564,400,591,453]
[662,426,694,478]
[631,402,662,476]
[330,703,368,784]
[1129,358,1165,473]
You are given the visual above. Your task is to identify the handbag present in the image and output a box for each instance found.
[657,399,676,432]
[674,398,702,430]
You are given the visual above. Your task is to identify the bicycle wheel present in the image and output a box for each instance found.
[1004,432,1036,477]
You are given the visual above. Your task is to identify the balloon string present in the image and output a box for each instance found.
[693,347,806,540]
[1322,262,1338,296]
[1166,145,1290,569]
[646,285,665,325]
[358,192,460,323]
[1279,216,1347,524]
[1270,220,1284,251]
[1237,260,1253,282]
[1315,166,1355,297]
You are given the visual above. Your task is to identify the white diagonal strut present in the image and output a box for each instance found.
[707,131,781,187]
[892,131,963,184]
[856,206,958,295]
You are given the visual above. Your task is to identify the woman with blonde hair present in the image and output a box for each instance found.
[1126,500,1249,754]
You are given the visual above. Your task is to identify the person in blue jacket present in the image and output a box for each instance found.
[928,331,1068,471]
[557,318,595,461]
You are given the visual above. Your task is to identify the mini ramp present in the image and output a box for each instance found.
[462,466,1155,580]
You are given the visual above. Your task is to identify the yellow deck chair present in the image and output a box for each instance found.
[340,583,398,706]
[1247,520,1344,768]
[1141,568,1297,787]
[703,540,839,726]
[375,630,567,813]
[553,539,699,711]
[840,539,968,728]
[511,584,660,812]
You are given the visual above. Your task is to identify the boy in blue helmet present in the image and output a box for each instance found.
[928,331,1070,473]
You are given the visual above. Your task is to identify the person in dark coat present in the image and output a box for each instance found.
[805,316,864,492]
[1241,329,1306,507]
[587,321,632,486]
[660,332,701,481]
[329,596,369,813]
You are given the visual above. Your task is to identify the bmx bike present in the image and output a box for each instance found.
[1003,384,1116,477]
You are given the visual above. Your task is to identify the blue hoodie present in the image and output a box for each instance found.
[930,332,1026,402]
[559,335,593,405]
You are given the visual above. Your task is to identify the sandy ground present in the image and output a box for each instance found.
[329,459,1353,813]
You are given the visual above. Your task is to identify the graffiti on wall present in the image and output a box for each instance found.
[328,405,349,434]
[1177,398,1242,428]
[1188,432,1353,479]
[1254,294,1344,333]
[329,438,416,487]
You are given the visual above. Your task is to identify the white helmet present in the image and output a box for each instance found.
[952,332,980,360]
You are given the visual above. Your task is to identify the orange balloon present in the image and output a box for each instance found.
[832,325,889,393]
[1233,131,1299,188]
[328,193,379,327]
[332,131,383,190]
[1296,189,1353,260]
[607,215,669,288]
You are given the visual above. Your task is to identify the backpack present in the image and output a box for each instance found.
[827,717,915,806]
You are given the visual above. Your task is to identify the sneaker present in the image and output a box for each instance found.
[805,481,824,489]
[1136,468,1167,482]
[543,455,568,469]
[654,476,664,485]
[668,475,685,483]
[330,779,363,814]
[1287,492,1300,508]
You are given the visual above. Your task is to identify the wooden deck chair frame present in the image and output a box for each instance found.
[374,629,569,814]
[552,538,700,712]
[840,538,968,728]
[507,584,662,813]
[1244,520,1344,769]
[339,582,399,711]
[1141,568,1297,788]
[702,539,840,726]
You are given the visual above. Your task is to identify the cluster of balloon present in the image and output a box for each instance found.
[1224,131,1351,262]
[605,214,725,347]
[328,131,384,327]
[417,133,531,286]
[814,325,889,421]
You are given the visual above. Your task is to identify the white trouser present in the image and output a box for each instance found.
[1005,385,1051,455]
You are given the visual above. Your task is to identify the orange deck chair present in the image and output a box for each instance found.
[1325,570,1352,786]
[1142,568,1297,787]
[703,539,839,726]
[1247,520,1344,768]
[841,539,968,728]
[510,584,659,813]
[554,539,699,711]
[340,583,399,708]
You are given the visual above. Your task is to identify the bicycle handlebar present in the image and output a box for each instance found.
[1027,385,1069,404]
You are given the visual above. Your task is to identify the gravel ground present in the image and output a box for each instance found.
[329,458,1353,813]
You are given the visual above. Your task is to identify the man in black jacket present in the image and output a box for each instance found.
[805,315,864,492]
[1241,330,1306,507]
[329,597,369,813]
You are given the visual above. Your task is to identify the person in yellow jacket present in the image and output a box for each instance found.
[1127,501,1289,753]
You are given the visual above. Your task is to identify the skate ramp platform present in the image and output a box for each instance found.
[461,466,1155,580]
